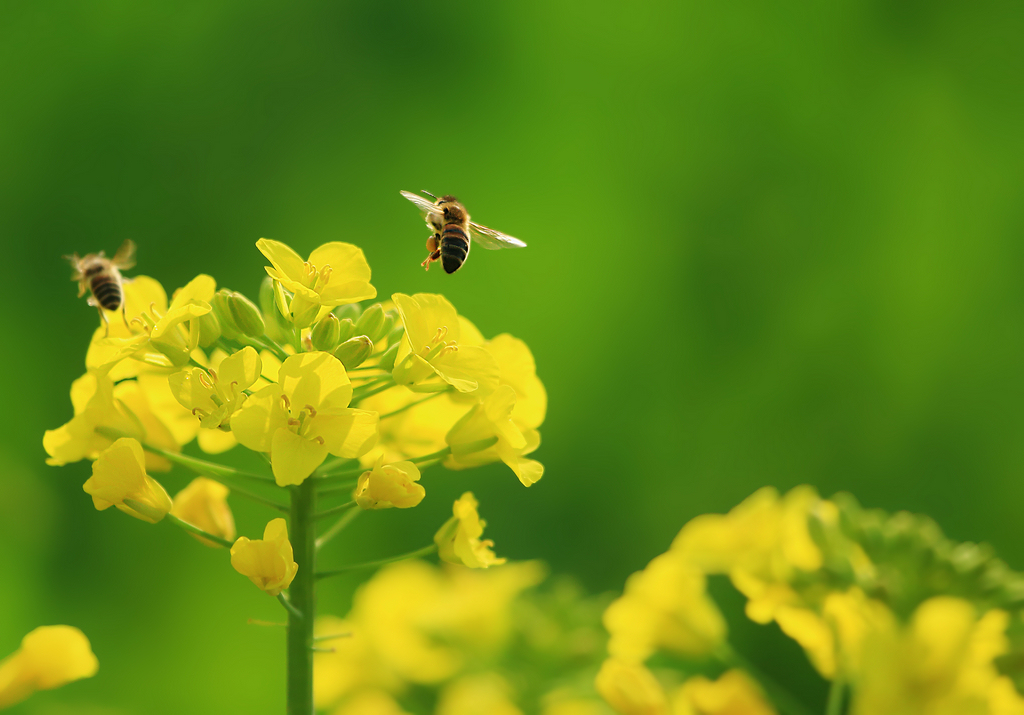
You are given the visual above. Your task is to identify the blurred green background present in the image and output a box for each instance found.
[3,1,1024,712]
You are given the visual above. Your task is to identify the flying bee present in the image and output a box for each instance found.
[65,239,136,335]
[400,190,526,274]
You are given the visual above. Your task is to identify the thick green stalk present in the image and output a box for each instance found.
[825,680,845,715]
[286,479,316,715]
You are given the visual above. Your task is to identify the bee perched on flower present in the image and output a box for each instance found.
[45,233,548,713]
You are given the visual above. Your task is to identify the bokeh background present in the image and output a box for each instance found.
[3,1,1024,712]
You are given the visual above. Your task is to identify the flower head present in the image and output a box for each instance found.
[82,438,172,523]
[671,670,776,715]
[230,518,298,596]
[257,239,376,326]
[169,346,262,430]
[171,477,236,548]
[0,626,99,709]
[434,492,506,569]
[354,455,425,510]
[594,659,669,715]
[391,293,499,394]
[231,351,379,486]
[445,385,543,486]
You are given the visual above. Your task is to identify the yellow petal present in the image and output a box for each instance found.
[278,352,352,412]
[257,239,306,283]
[271,428,327,486]
[232,385,288,453]
[315,409,379,458]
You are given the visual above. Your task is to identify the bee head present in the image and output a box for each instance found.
[439,197,467,223]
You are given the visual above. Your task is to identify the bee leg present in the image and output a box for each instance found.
[96,304,110,337]
[421,249,441,271]
[121,305,131,331]
[426,234,440,252]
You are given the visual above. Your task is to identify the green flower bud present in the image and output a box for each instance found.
[334,303,363,322]
[385,324,405,349]
[355,304,387,343]
[333,335,373,370]
[196,311,222,349]
[289,295,320,329]
[260,277,293,344]
[381,311,397,339]
[226,291,265,338]
[213,289,242,340]
[311,314,342,352]
[337,318,357,343]
[378,340,400,372]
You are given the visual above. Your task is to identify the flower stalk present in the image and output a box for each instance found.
[286,478,316,715]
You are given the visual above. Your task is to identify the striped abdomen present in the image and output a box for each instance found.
[89,271,123,311]
[440,222,470,274]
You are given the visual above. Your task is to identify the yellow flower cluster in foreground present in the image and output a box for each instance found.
[0,626,98,710]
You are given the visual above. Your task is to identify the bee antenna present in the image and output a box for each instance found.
[420,190,438,199]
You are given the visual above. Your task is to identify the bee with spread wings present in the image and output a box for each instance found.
[400,190,526,274]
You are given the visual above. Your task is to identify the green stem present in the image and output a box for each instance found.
[315,545,437,580]
[248,335,290,361]
[313,501,356,521]
[165,513,235,548]
[286,479,316,714]
[316,469,364,484]
[316,508,360,551]
[277,593,302,620]
[826,680,844,715]
[378,391,446,420]
[318,456,357,473]
[717,645,815,715]
[352,380,396,403]
[409,446,452,463]
[317,481,358,496]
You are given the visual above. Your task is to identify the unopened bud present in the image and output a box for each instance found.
[289,296,320,328]
[196,311,222,348]
[334,303,363,322]
[333,335,373,370]
[385,324,405,349]
[260,277,293,343]
[378,340,400,372]
[355,304,387,343]
[311,314,342,352]
[337,318,356,343]
[226,291,265,338]
[381,312,397,339]
[213,289,242,340]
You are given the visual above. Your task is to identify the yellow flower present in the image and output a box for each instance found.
[169,346,262,429]
[359,388,466,464]
[88,274,216,370]
[256,239,376,325]
[444,385,543,487]
[232,352,379,486]
[594,659,669,715]
[851,597,1024,715]
[603,552,726,663]
[436,673,524,715]
[0,626,99,710]
[332,690,411,715]
[170,478,236,548]
[354,455,424,510]
[391,293,499,394]
[434,492,506,569]
[230,518,298,596]
[313,617,401,710]
[671,670,776,715]
[44,371,185,472]
[82,438,172,523]
[482,333,547,430]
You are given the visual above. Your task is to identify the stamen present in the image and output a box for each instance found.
[208,368,219,383]
[281,394,291,409]
[313,436,325,445]
[305,405,317,417]
[287,418,301,427]
[198,372,214,390]
[149,302,164,320]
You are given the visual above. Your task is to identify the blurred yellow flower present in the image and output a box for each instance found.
[230,518,298,596]
[354,455,424,510]
[332,690,411,715]
[445,385,544,487]
[257,239,376,325]
[851,597,1024,715]
[82,438,172,523]
[360,388,466,464]
[0,626,99,710]
[170,346,262,430]
[436,673,524,715]
[170,477,236,547]
[391,293,499,394]
[313,617,400,711]
[232,351,379,486]
[595,659,669,715]
[435,492,507,569]
[603,552,726,663]
[670,670,775,715]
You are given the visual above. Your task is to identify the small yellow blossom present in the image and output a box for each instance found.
[230,518,298,596]
[603,552,726,663]
[391,293,499,394]
[436,673,524,715]
[170,477,236,547]
[257,239,376,325]
[671,670,776,715]
[232,352,379,486]
[445,385,543,486]
[483,333,548,430]
[359,388,466,464]
[595,659,669,715]
[333,690,411,715]
[82,438,172,523]
[170,346,262,429]
[435,492,506,569]
[0,626,99,710]
[354,455,424,510]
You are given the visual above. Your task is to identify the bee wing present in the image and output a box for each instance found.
[468,221,527,250]
[112,239,137,270]
[400,190,442,221]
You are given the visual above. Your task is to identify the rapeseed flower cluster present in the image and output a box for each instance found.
[43,238,547,711]
[597,486,1024,715]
